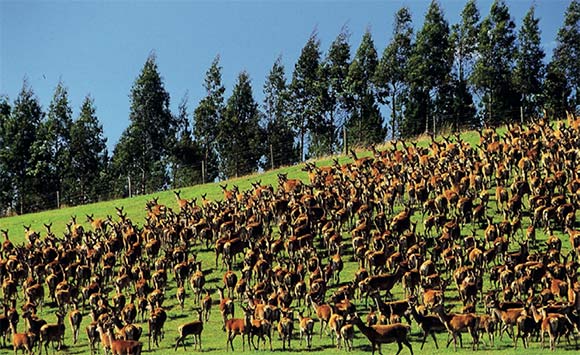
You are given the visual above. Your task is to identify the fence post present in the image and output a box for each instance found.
[270,144,274,170]
[201,160,206,184]
[56,191,60,209]
[343,126,347,155]
[127,175,132,198]
[520,106,524,125]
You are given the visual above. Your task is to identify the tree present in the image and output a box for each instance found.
[218,71,264,178]
[31,81,74,207]
[171,94,203,187]
[69,95,108,204]
[315,28,351,155]
[23,82,73,211]
[112,53,175,196]
[194,56,224,182]
[472,0,519,125]
[376,7,414,139]
[552,0,580,111]
[514,5,545,120]
[3,81,43,213]
[404,1,453,137]
[262,56,299,169]
[450,0,479,129]
[0,96,12,215]
[289,32,321,161]
[543,61,571,119]
[345,29,385,146]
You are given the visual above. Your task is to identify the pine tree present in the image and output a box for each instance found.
[171,94,203,187]
[69,95,108,204]
[194,56,224,182]
[345,29,385,146]
[404,1,453,137]
[218,71,264,178]
[112,53,175,195]
[472,0,519,125]
[262,57,299,169]
[376,7,414,139]
[3,81,43,213]
[514,5,545,120]
[289,32,321,161]
[315,28,351,156]
[450,0,479,129]
[552,0,580,110]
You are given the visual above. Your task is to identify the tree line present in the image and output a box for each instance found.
[1,0,579,215]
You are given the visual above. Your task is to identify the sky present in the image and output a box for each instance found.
[0,0,573,151]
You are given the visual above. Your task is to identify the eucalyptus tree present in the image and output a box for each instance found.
[263,56,299,168]
[111,53,176,195]
[472,0,519,125]
[450,0,479,129]
[69,95,108,204]
[514,5,545,119]
[376,7,413,139]
[404,1,453,137]
[551,0,580,111]
[194,56,224,182]
[289,32,322,161]
[218,71,264,178]
[314,27,351,155]
[345,29,385,146]
[3,81,43,213]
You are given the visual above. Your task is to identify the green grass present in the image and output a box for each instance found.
[1,124,577,355]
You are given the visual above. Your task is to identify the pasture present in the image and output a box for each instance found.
[1,119,579,355]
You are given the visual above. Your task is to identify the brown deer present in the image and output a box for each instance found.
[39,312,65,355]
[408,299,446,349]
[12,332,34,355]
[350,313,413,355]
[432,304,479,351]
[174,309,204,351]
[296,309,315,349]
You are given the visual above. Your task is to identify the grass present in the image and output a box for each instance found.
[1,124,577,355]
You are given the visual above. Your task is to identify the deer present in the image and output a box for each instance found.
[201,291,212,322]
[174,309,204,351]
[432,303,479,352]
[489,300,524,341]
[408,298,446,349]
[328,313,344,348]
[217,286,234,330]
[106,324,143,355]
[350,313,413,355]
[296,309,315,349]
[12,332,34,355]
[224,306,250,352]
[309,296,333,338]
[39,312,65,355]
[68,303,82,344]
[277,308,293,350]
[340,320,355,351]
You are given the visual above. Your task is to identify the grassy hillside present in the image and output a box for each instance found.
[1,124,577,355]
[0,130,481,240]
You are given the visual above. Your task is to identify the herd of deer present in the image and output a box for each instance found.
[1,114,580,354]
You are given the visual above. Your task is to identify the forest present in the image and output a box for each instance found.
[0,0,579,216]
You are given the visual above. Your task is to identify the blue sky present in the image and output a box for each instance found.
[0,0,572,151]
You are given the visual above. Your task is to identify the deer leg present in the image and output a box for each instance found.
[420,332,429,350]
[405,339,414,355]
[430,331,439,349]
[395,341,403,355]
